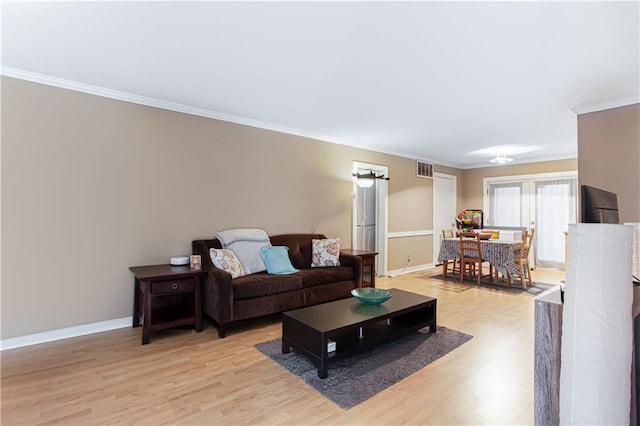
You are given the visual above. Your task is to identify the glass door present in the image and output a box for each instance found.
[532,178,577,269]
[484,172,577,269]
[487,181,525,227]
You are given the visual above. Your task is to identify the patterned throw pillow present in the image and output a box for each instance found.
[311,238,341,267]
[209,248,245,279]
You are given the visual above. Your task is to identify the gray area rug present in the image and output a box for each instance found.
[255,326,472,409]
[423,273,557,296]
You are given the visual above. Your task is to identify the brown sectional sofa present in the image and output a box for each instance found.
[192,233,363,338]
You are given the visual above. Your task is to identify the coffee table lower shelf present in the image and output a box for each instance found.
[281,289,437,379]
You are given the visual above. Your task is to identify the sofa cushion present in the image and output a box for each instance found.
[233,273,303,300]
[296,267,354,288]
[270,233,326,270]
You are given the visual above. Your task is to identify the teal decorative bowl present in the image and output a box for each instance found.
[351,288,393,305]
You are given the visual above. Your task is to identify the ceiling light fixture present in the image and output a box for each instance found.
[489,154,514,164]
[356,178,375,188]
[468,144,543,157]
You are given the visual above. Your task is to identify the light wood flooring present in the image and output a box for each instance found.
[1,267,565,425]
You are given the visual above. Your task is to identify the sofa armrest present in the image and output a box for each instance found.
[192,240,234,323]
[339,253,363,288]
[202,267,234,323]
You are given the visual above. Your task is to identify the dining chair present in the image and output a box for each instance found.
[442,229,455,239]
[482,229,500,280]
[514,228,535,288]
[459,232,483,285]
[442,229,459,276]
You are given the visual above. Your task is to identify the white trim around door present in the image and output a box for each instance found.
[352,161,389,277]
[433,172,458,265]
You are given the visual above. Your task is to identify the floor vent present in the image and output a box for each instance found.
[416,160,434,178]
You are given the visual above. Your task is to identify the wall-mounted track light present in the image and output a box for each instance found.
[352,171,390,188]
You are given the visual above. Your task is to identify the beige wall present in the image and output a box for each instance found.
[386,159,434,271]
[388,164,433,233]
[1,77,438,338]
[9,76,621,339]
[461,159,578,213]
[577,103,640,223]
[387,236,432,271]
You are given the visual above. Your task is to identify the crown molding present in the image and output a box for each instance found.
[1,67,467,167]
[571,96,640,115]
[1,66,579,171]
[0,66,343,145]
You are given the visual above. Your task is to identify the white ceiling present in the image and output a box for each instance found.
[2,1,639,168]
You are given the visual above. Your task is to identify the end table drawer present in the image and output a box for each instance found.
[152,278,195,295]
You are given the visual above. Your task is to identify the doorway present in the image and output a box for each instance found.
[483,171,578,269]
[352,162,388,276]
[433,173,458,264]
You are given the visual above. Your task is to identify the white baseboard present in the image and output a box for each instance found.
[0,262,436,350]
[1,316,132,351]
[386,263,435,277]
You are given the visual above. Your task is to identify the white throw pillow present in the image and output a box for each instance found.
[311,238,341,267]
[209,248,245,279]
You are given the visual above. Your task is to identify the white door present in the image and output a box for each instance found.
[433,173,457,264]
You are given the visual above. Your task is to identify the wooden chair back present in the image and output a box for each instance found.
[459,233,482,260]
[441,229,459,277]
[459,233,482,284]
[520,228,535,260]
[513,228,535,288]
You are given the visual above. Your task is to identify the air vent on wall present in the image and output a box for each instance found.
[416,160,434,179]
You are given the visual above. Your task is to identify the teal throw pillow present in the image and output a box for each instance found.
[261,246,300,275]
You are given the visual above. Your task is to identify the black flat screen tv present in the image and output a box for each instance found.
[580,185,619,224]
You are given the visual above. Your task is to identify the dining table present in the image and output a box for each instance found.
[437,237,523,286]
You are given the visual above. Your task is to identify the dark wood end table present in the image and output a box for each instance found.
[129,264,203,345]
[341,249,379,287]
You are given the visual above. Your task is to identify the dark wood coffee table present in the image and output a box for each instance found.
[281,288,437,378]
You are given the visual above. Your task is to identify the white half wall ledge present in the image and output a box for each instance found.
[0,316,132,351]
[387,230,433,239]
